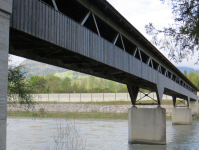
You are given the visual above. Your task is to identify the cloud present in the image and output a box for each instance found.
[107,0,173,37]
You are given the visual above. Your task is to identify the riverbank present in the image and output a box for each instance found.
[7,103,174,114]
[7,100,185,105]
[7,111,173,119]
[7,111,130,119]
[7,102,190,120]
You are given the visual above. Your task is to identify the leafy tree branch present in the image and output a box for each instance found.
[145,0,199,63]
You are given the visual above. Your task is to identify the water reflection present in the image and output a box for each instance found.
[167,121,199,150]
[7,117,199,150]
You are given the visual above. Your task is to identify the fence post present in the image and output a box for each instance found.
[127,93,128,101]
[103,93,104,102]
[91,93,92,102]
[38,94,39,102]
[115,93,116,101]
[80,93,81,102]
[69,93,70,102]
[48,93,49,102]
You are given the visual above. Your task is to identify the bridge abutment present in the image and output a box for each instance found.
[128,107,166,145]
[0,0,12,149]
[172,108,192,125]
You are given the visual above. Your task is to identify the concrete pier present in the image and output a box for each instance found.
[189,100,198,114]
[172,108,192,125]
[128,107,166,145]
[0,0,12,149]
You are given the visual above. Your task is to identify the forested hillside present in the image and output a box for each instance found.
[178,67,199,75]
[29,74,128,93]
[21,59,68,76]
[20,59,199,92]
[54,71,88,80]
[183,70,199,89]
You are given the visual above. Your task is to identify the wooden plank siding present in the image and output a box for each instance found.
[10,0,197,103]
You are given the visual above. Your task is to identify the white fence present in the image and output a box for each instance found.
[28,93,173,102]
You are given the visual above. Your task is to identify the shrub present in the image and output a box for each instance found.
[39,108,45,114]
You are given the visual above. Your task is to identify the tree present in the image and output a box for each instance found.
[107,81,117,92]
[45,74,61,93]
[88,76,95,92]
[29,76,47,93]
[118,84,128,93]
[80,78,88,93]
[8,65,34,105]
[192,73,199,87]
[72,81,80,93]
[183,70,188,77]
[188,71,196,81]
[187,71,199,88]
[145,0,199,63]
[61,77,71,92]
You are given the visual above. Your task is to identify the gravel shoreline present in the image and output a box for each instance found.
[7,104,174,116]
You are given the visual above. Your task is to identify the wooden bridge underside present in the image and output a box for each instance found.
[9,0,198,104]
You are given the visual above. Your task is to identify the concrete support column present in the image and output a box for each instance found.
[128,107,166,145]
[0,1,12,150]
[172,108,192,125]
[189,100,198,114]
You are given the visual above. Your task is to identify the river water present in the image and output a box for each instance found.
[7,117,199,150]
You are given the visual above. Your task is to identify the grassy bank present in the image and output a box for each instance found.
[7,111,129,119]
[7,111,172,119]
[7,100,185,105]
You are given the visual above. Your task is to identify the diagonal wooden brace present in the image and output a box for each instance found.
[172,96,176,107]
[156,84,164,105]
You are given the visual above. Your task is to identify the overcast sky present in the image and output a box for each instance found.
[11,0,199,69]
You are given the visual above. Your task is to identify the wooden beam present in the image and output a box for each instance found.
[52,0,58,11]
[104,71,123,76]
[127,84,139,105]
[138,49,142,62]
[112,33,119,45]
[133,48,137,57]
[92,13,101,36]
[120,34,126,51]
[81,11,91,25]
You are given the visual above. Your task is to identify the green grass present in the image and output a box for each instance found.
[7,111,129,119]
[7,110,172,119]
[7,100,185,105]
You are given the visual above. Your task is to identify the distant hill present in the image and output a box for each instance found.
[20,59,89,79]
[21,59,68,76]
[54,70,89,80]
[21,59,199,78]
[177,67,198,74]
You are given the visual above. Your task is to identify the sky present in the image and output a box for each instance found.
[10,0,199,69]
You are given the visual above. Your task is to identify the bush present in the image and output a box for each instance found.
[38,108,45,114]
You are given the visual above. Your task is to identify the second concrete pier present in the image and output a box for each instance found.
[172,108,192,125]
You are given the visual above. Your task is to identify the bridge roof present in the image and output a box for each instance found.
[86,0,198,91]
